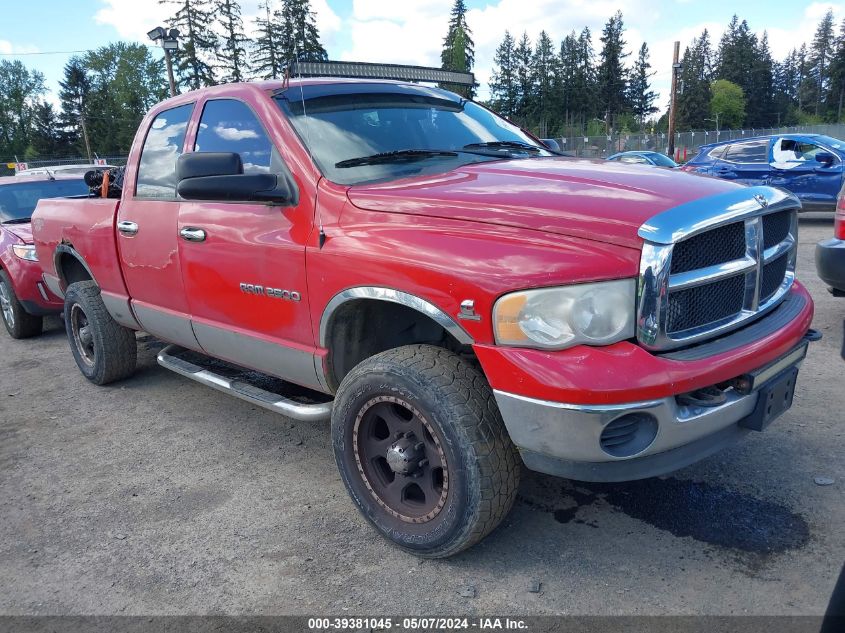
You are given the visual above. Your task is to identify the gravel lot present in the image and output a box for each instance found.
[0,214,842,616]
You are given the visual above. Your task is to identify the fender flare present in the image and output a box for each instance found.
[319,286,473,348]
[53,244,98,290]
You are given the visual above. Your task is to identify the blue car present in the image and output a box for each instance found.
[683,133,845,212]
[607,150,679,168]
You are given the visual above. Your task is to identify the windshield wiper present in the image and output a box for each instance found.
[463,140,545,154]
[1,217,32,225]
[336,149,459,168]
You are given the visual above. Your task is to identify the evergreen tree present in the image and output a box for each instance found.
[596,11,630,129]
[216,0,249,83]
[253,0,283,79]
[489,31,518,118]
[27,102,61,158]
[827,19,845,121]
[628,43,657,124]
[773,49,800,125]
[514,32,534,123]
[279,0,328,66]
[677,29,713,130]
[715,16,756,86]
[809,9,836,116]
[160,0,218,90]
[746,32,774,126]
[58,58,91,156]
[440,0,475,97]
[531,31,558,136]
[797,44,813,115]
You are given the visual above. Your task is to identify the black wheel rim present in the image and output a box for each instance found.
[0,281,14,329]
[70,303,95,367]
[352,396,449,524]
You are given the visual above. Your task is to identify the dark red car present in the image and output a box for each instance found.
[0,174,88,338]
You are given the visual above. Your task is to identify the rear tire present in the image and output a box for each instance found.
[0,270,42,339]
[64,281,137,385]
[332,344,520,558]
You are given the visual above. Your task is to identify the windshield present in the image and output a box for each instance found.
[0,179,89,222]
[814,135,845,152]
[276,90,554,185]
[645,152,678,167]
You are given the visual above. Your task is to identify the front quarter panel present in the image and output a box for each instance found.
[309,199,642,347]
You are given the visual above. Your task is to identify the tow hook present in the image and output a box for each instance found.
[803,328,823,342]
[677,385,728,408]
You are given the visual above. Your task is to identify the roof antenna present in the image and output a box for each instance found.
[293,49,326,249]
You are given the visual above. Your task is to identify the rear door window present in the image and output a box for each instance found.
[725,141,769,163]
[135,103,193,199]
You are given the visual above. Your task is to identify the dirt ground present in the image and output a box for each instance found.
[0,214,842,616]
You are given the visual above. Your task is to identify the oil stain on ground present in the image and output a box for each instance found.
[519,476,810,554]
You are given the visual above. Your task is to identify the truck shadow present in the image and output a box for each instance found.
[517,471,809,555]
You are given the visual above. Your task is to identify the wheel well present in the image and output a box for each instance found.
[57,252,93,287]
[325,299,471,391]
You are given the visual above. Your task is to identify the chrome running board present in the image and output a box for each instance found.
[157,344,333,422]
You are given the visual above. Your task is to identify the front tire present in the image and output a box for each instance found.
[0,270,42,339]
[64,281,137,385]
[332,345,520,558]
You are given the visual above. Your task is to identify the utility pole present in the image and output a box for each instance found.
[667,41,680,159]
[79,114,92,163]
[164,48,177,97]
[148,27,180,98]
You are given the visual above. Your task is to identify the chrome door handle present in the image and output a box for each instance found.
[179,227,207,242]
[117,220,139,236]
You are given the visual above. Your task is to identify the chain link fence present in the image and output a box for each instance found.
[1,156,129,178]
[550,123,845,161]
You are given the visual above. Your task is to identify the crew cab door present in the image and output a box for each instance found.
[770,137,843,209]
[116,102,201,349]
[712,139,772,185]
[176,98,320,390]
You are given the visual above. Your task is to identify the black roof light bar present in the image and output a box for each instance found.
[288,60,475,87]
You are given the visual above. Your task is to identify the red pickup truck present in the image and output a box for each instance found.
[32,63,815,558]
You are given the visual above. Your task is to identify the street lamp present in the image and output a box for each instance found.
[148,26,179,97]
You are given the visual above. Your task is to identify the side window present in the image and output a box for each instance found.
[726,141,769,163]
[136,103,193,199]
[708,145,728,160]
[195,99,279,174]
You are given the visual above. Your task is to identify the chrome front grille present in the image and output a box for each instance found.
[637,187,799,351]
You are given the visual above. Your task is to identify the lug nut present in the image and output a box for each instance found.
[418,458,429,468]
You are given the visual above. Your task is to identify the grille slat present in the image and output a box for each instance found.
[666,275,745,334]
[762,210,791,251]
[670,221,746,274]
[761,253,789,302]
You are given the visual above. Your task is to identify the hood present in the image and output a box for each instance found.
[2,222,33,244]
[347,157,743,249]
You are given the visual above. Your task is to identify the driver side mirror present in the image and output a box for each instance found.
[176,152,293,203]
[816,152,836,165]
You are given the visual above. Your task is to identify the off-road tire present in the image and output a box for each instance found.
[0,269,42,339]
[64,281,137,385]
[332,344,520,558]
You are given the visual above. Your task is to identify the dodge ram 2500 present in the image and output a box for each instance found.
[32,62,816,558]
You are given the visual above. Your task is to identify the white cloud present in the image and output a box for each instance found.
[214,124,259,140]
[0,40,39,55]
[93,0,171,41]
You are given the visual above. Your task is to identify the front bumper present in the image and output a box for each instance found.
[816,238,845,293]
[496,345,807,482]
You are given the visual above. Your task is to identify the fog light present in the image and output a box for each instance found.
[599,413,658,458]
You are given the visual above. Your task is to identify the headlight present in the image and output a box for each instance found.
[493,279,636,350]
[12,245,38,262]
